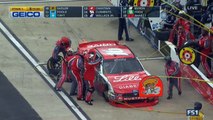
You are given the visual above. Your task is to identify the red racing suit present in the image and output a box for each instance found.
[169,19,195,49]
[55,55,75,90]
[84,57,101,103]
[68,55,84,98]
[165,60,181,97]
[199,34,213,78]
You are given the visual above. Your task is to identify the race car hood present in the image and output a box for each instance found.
[106,72,148,93]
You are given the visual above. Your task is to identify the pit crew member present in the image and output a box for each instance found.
[168,11,195,50]
[84,50,102,105]
[165,56,182,100]
[52,37,71,62]
[198,29,213,78]
[69,54,84,99]
[55,48,74,91]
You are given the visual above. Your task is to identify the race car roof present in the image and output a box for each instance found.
[78,40,119,54]
[96,45,135,60]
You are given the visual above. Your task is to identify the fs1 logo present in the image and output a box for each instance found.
[10,6,44,18]
[186,109,199,116]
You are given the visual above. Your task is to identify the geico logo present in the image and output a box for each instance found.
[12,12,41,17]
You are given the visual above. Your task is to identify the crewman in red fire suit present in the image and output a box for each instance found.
[168,11,195,50]
[52,37,71,62]
[69,54,84,99]
[199,29,213,78]
[55,48,74,91]
[84,50,102,105]
[165,56,181,100]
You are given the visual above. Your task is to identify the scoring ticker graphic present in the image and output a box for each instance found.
[10,6,160,18]
[123,6,160,18]
[44,6,82,18]
[83,6,121,18]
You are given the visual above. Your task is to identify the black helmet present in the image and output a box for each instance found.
[194,102,202,110]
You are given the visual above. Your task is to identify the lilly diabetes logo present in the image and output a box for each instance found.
[10,6,44,18]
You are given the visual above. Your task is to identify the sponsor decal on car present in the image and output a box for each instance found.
[87,43,117,48]
[139,76,163,97]
[123,97,145,100]
[119,84,137,89]
[103,48,128,56]
[113,74,142,82]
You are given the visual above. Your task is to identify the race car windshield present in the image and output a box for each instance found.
[103,58,144,74]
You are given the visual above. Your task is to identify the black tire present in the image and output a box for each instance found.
[154,29,171,41]
[103,91,109,102]
[47,55,63,77]
[102,83,109,102]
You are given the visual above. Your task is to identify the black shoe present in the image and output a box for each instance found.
[118,37,123,41]
[167,96,172,100]
[70,92,77,96]
[85,100,93,105]
[126,38,134,41]
[178,91,182,96]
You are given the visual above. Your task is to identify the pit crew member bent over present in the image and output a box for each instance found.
[84,50,102,105]
[198,29,213,78]
[69,54,84,99]
[165,56,182,100]
[52,37,71,62]
[55,48,74,91]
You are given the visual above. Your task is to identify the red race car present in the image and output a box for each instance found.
[78,40,163,107]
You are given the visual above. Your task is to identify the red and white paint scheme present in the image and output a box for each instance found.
[78,40,163,107]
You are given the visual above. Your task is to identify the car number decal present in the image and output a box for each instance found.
[104,48,128,56]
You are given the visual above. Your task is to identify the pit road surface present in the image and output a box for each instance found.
[0,0,212,120]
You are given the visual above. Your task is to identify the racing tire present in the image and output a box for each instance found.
[179,41,200,67]
[47,55,63,77]
[154,29,171,41]
[102,83,109,102]
[103,91,109,102]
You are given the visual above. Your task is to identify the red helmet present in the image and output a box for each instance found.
[85,49,96,61]
[60,37,71,48]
